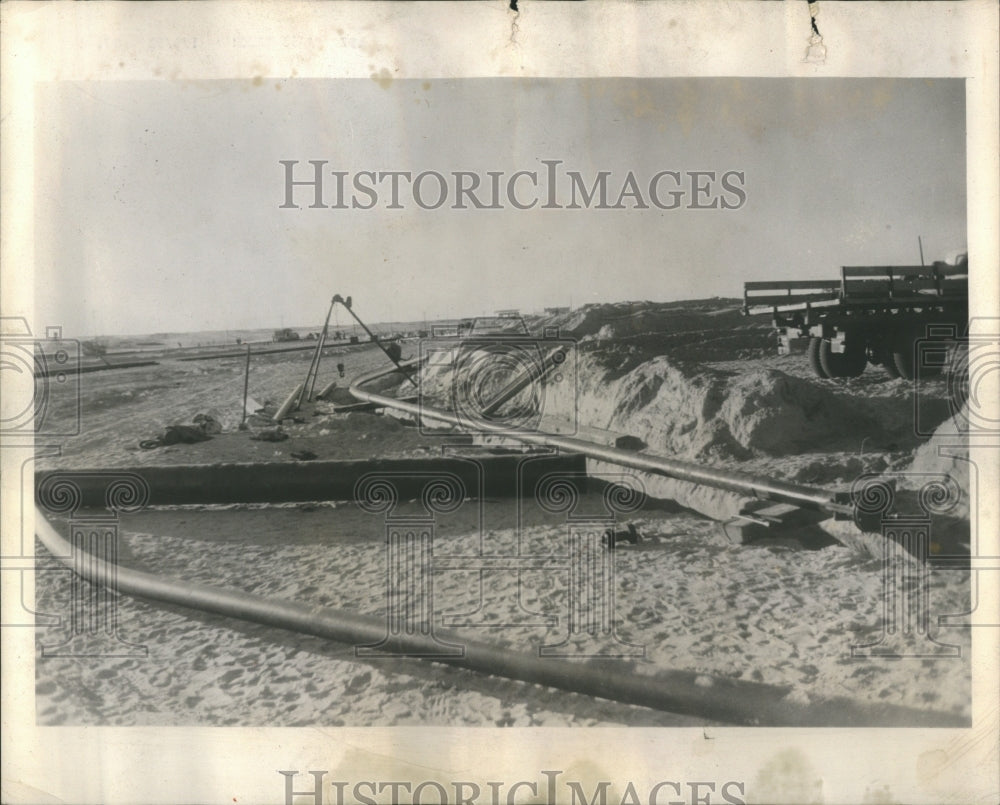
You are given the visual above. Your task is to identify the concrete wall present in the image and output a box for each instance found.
[35,453,587,508]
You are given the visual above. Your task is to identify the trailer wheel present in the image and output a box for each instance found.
[819,339,866,378]
[880,343,901,378]
[891,341,917,379]
[891,329,942,380]
[808,337,829,378]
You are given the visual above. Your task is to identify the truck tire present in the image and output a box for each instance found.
[892,340,916,380]
[880,343,901,378]
[819,339,866,378]
[892,328,942,380]
[808,337,829,378]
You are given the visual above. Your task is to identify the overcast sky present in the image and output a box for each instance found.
[34,78,966,336]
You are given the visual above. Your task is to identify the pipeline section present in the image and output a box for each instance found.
[34,507,962,726]
[348,359,856,519]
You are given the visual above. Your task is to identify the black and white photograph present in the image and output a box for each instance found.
[2,3,998,804]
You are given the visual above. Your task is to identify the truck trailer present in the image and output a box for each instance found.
[743,255,968,380]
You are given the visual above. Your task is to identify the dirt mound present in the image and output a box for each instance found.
[529,300,773,366]
[818,403,973,558]
[419,343,879,462]
[902,402,971,519]
[559,353,879,460]
[533,304,622,338]
[720,369,878,454]
[531,299,746,340]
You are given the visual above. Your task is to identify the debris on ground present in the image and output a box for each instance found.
[138,413,224,450]
[250,427,289,442]
[192,413,222,434]
[603,523,641,548]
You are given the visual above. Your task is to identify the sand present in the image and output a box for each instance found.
[33,302,973,726]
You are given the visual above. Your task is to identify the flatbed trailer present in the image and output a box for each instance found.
[743,256,968,379]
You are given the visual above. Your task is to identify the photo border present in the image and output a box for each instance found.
[2,3,997,803]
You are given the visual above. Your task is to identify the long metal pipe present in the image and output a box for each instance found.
[479,343,570,418]
[348,360,855,519]
[33,507,959,726]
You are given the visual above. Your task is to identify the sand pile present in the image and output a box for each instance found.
[413,299,793,461]
[530,300,773,363]
[902,401,971,519]
[815,400,972,557]
[559,354,883,520]
[415,335,882,465]
[531,299,746,340]
[416,345,885,521]
[553,353,878,462]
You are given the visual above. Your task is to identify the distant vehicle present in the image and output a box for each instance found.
[272,328,301,343]
[743,255,968,380]
[349,335,360,345]
[466,316,531,337]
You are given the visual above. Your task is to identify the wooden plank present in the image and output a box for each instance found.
[842,265,933,278]
[836,294,967,307]
[894,277,967,292]
[843,278,892,297]
[843,277,893,288]
[901,277,944,291]
[743,292,840,308]
[888,266,945,277]
[744,280,839,291]
[745,301,842,316]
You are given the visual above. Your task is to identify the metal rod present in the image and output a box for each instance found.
[304,330,327,403]
[333,295,417,387]
[348,360,854,519]
[240,345,251,427]
[33,507,958,726]
[298,296,338,409]
[479,344,568,418]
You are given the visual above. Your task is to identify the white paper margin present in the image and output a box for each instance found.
[2,3,998,804]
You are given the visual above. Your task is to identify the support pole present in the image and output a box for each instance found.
[333,294,417,387]
[303,330,326,404]
[240,345,251,428]
[298,296,337,409]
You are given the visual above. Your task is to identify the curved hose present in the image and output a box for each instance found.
[35,506,963,727]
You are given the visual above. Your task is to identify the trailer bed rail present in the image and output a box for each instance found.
[743,261,968,316]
